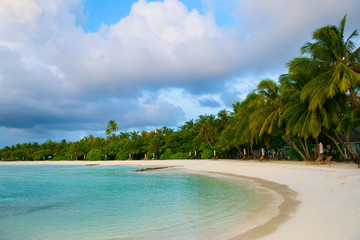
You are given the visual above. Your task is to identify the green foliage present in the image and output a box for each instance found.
[0,146,12,160]
[286,148,301,161]
[105,141,121,160]
[87,149,105,161]
[52,155,68,161]
[106,120,118,138]
[169,152,188,160]
[10,150,28,161]
[200,148,213,159]
[116,150,128,160]
[160,149,172,160]
[160,149,188,160]
[32,149,53,160]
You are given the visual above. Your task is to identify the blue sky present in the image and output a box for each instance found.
[0,0,359,147]
[82,0,235,32]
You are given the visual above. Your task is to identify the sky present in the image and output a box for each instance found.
[0,0,359,147]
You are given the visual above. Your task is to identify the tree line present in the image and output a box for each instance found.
[1,16,359,165]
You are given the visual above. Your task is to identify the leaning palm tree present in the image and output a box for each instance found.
[281,56,348,161]
[279,58,327,161]
[300,15,360,110]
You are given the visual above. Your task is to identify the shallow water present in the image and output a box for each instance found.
[0,165,275,240]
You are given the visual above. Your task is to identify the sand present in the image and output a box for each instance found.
[1,159,360,240]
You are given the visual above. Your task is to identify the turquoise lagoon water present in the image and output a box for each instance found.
[0,165,275,240]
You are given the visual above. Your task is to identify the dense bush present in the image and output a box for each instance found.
[9,150,28,161]
[169,152,188,159]
[160,149,172,160]
[52,155,68,161]
[116,150,128,160]
[87,149,105,161]
[32,149,53,160]
[201,148,213,159]
[286,148,301,161]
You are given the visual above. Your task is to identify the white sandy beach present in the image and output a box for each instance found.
[1,159,360,240]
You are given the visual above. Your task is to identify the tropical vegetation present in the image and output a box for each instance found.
[0,16,359,166]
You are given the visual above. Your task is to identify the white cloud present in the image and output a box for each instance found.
[226,0,360,77]
[0,0,359,146]
[46,0,240,96]
[158,88,225,121]
[121,94,185,129]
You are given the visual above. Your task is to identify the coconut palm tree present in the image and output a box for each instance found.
[249,79,283,136]
[119,132,130,140]
[281,56,348,161]
[336,107,360,166]
[181,119,195,132]
[194,115,216,149]
[106,120,118,139]
[300,15,360,110]
[233,92,264,158]
[279,58,327,161]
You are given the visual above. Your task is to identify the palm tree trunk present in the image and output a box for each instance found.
[322,130,347,160]
[250,144,255,159]
[334,132,353,161]
[288,138,308,161]
[235,146,243,159]
[204,130,213,149]
[315,137,319,158]
[305,139,310,159]
[299,138,311,159]
[277,147,285,159]
[345,135,357,162]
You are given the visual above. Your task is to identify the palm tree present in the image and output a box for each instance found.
[106,120,118,139]
[216,109,230,132]
[194,115,216,149]
[287,16,360,163]
[279,58,326,161]
[119,132,130,140]
[250,79,282,136]
[233,92,263,158]
[181,119,195,132]
[300,15,360,110]
[281,56,347,161]
[336,107,360,166]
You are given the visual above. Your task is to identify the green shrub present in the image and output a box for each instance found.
[87,149,105,161]
[287,148,301,160]
[169,152,188,159]
[201,148,213,159]
[52,155,68,161]
[160,149,172,160]
[10,150,28,161]
[32,149,53,160]
[116,150,128,160]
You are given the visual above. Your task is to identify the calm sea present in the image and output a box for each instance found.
[0,165,276,240]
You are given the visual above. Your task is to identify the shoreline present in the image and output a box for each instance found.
[227,174,299,240]
[1,160,359,239]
